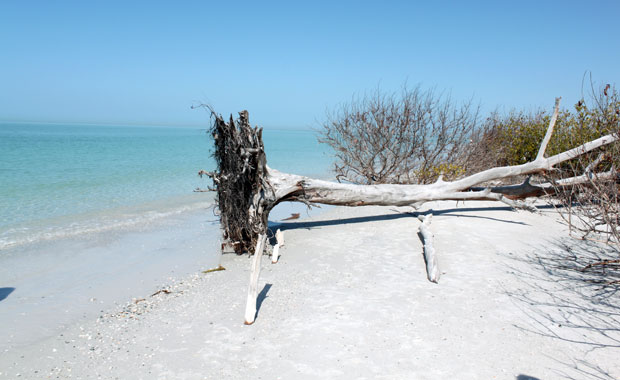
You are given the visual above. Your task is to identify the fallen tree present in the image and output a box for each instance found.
[201,98,618,253]
[198,98,619,324]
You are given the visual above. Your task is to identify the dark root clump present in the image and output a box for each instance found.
[201,110,271,253]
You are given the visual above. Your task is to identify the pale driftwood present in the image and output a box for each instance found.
[271,229,284,264]
[536,97,561,160]
[205,99,619,254]
[271,243,279,264]
[265,131,617,210]
[584,153,608,178]
[471,169,618,200]
[244,233,267,325]
[417,212,439,283]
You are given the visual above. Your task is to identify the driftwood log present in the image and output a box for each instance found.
[202,99,618,254]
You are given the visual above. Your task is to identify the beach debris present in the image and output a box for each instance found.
[150,289,171,297]
[202,266,226,274]
[244,233,267,325]
[417,211,439,283]
[271,229,284,264]
[281,213,300,221]
[221,241,241,252]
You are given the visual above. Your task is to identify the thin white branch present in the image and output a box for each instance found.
[244,233,267,325]
[487,192,538,212]
[431,189,536,211]
[584,153,607,178]
[271,229,284,264]
[547,134,618,167]
[536,97,562,161]
[417,212,439,283]
[271,244,279,264]
[554,169,616,186]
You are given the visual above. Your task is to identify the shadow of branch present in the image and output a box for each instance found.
[504,238,619,379]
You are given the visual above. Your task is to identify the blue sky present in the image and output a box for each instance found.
[1,1,618,128]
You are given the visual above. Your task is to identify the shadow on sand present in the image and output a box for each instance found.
[504,238,619,379]
[268,205,534,236]
[0,287,15,302]
[255,283,272,319]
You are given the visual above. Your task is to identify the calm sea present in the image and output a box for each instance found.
[0,122,333,250]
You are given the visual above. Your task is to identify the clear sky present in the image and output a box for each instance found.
[1,0,618,128]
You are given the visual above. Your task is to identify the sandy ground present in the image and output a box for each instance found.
[0,209,221,351]
[1,201,619,379]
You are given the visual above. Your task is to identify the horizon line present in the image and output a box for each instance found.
[0,119,315,131]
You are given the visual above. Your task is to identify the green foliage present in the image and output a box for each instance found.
[416,163,466,182]
[484,96,619,169]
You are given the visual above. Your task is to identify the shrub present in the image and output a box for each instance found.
[319,85,479,184]
[467,90,619,174]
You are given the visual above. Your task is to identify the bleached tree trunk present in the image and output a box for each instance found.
[202,101,618,254]
[265,133,616,208]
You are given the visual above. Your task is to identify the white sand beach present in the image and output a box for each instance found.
[1,201,619,379]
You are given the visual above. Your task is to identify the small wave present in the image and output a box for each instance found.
[0,200,215,250]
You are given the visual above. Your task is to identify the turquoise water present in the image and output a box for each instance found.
[0,122,333,249]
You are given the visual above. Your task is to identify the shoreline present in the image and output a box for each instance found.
[2,201,618,379]
[0,207,221,351]
[0,199,329,352]
[0,194,215,251]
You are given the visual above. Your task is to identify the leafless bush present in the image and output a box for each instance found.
[319,85,479,184]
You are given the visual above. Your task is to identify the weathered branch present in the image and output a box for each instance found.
[584,153,607,177]
[470,170,619,199]
[272,229,284,264]
[417,212,439,283]
[244,233,267,325]
[536,97,561,160]
[266,128,618,208]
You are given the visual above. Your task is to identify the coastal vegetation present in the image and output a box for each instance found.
[320,83,620,250]
[469,84,619,171]
[470,84,620,251]
[202,86,620,254]
[318,85,479,184]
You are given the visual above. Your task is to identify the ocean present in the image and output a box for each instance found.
[0,121,334,250]
[0,121,334,349]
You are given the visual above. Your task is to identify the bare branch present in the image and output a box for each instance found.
[536,97,562,161]
[417,212,439,283]
[319,85,479,184]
